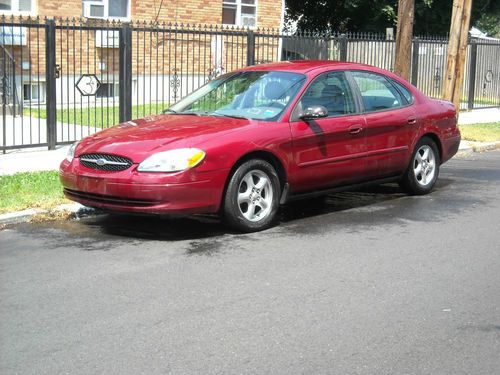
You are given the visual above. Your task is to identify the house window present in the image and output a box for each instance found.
[82,0,129,20]
[23,82,45,102]
[222,0,256,27]
[0,0,34,14]
[96,82,119,98]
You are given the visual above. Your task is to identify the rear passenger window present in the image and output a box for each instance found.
[391,80,413,104]
[351,71,404,112]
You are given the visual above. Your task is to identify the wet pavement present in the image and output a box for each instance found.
[1,151,500,374]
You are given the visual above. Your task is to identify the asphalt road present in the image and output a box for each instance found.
[1,151,500,375]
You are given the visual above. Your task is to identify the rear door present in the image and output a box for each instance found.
[349,71,416,179]
[289,71,367,192]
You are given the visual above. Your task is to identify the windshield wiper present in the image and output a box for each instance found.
[211,112,249,120]
[163,109,200,116]
[165,109,245,119]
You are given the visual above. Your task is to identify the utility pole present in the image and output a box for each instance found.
[394,0,415,81]
[443,0,473,110]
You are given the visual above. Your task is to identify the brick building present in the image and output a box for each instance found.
[1,0,283,28]
[1,0,284,108]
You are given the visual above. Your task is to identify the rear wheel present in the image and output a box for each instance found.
[223,159,280,232]
[399,136,440,195]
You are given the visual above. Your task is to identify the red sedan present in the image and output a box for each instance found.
[60,61,461,232]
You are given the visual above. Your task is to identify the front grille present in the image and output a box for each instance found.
[79,153,133,171]
[64,189,160,207]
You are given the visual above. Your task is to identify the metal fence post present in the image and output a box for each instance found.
[45,19,57,150]
[11,59,16,117]
[339,34,348,61]
[1,45,6,153]
[411,38,419,86]
[467,41,478,110]
[119,23,132,123]
[247,30,255,66]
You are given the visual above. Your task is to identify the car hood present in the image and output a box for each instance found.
[76,114,251,163]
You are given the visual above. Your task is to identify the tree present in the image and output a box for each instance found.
[414,0,500,36]
[285,0,500,37]
[285,0,398,33]
[473,0,500,37]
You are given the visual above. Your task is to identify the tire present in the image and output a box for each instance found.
[399,136,440,195]
[223,159,281,232]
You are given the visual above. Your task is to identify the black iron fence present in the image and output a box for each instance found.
[1,16,499,151]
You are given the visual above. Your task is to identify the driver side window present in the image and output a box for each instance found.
[298,71,356,117]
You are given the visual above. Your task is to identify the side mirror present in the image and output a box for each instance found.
[300,105,328,120]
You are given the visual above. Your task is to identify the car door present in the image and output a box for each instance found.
[349,71,416,179]
[289,71,367,192]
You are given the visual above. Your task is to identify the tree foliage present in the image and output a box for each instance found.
[473,0,500,37]
[285,0,500,37]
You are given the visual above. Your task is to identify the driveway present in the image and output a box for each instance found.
[1,151,500,374]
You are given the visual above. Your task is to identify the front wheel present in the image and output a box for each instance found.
[223,159,281,232]
[399,137,440,195]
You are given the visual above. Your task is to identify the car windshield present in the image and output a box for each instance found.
[167,71,306,121]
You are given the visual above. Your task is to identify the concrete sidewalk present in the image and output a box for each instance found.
[458,107,499,125]
[1,108,498,176]
[0,145,70,175]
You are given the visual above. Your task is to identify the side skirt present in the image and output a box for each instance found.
[281,175,403,204]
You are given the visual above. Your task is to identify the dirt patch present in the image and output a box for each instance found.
[29,209,77,223]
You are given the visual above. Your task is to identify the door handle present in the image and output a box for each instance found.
[408,117,417,125]
[348,124,363,134]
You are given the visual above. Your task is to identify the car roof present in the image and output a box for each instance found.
[240,60,378,74]
[237,60,423,100]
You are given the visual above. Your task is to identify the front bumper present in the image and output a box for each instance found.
[60,158,229,215]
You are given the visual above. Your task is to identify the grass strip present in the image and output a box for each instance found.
[459,122,500,142]
[0,171,68,214]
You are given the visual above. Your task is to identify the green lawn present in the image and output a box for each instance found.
[459,122,500,142]
[23,103,169,128]
[0,171,68,214]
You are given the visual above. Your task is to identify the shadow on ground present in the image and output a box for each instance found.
[77,181,454,241]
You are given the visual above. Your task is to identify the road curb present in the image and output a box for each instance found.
[456,140,500,157]
[0,203,96,226]
[0,209,46,225]
[1,141,499,226]
[471,141,500,153]
[457,147,474,157]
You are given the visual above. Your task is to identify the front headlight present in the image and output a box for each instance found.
[137,148,206,172]
[65,141,79,162]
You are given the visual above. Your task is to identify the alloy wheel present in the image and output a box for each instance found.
[237,169,274,222]
[413,145,436,187]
